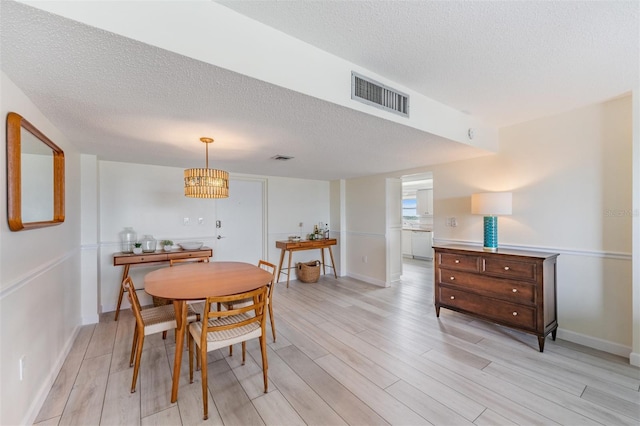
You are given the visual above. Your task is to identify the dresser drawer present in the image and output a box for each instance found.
[167,251,211,260]
[438,253,480,271]
[484,258,536,280]
[438,269,535,304]
[439,287,536,331]
[114,253,168,265]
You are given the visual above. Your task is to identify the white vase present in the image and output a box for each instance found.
[133,247,142,254]
[164,245,172,251]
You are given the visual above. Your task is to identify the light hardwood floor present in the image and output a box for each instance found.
[35,259,639,425]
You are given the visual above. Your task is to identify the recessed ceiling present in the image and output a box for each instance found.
[1,0,637,181]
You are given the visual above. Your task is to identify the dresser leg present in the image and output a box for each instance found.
[551,328,557,341]
[537,336,545,352]
[435,305,440,317]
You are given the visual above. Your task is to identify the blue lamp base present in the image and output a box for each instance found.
[483,216,498,251]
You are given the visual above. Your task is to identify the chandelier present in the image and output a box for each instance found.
[184,137,229,198]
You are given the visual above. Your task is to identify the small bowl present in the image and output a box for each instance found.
[178,242,203,250]
[288,236,301,242]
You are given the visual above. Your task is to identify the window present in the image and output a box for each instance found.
[402,198,417,218]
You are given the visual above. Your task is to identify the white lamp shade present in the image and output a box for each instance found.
[471,192,512,215]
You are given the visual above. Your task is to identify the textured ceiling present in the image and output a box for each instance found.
[1,1,638,181]
[219,0,639,128]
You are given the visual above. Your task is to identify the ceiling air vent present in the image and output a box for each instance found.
[351,72,409,117]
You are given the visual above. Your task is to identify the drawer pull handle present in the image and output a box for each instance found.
[512,312,518,316]
[450,296,455,300]
[504,266,510,271]
[450,276,455,280]
[512,288,518,293]
[455,259,460,264]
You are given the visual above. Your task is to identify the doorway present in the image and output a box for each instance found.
[401,173,434,277]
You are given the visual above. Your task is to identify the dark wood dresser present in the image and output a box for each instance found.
[433,244,559,352]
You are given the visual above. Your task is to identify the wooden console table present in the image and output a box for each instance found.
[112,247,212,320]
[276,239,337,287]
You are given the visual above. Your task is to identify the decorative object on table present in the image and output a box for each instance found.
[296,260,321,283]
[140,234,157,253]
[178,241,204,250]
[184,137,229,199]
[120,227,137,253]
[288,235,301,242]
[471,192,512,251]
[161,240,173,251]
[132,243,142,254]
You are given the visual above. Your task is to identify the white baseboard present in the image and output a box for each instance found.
[346,272,389,287]
[82,314,100,325]
[630,352,640,367]
[557,328,632,359]
[23,324,81,426]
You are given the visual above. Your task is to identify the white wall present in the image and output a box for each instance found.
[386,178,403,283]
[348,95,636,358]
[633,88,640,366]
[96,162,331,313]
[330,179,346,276]
[428,95,634,357]
[0,72,83,425]
[345,176,388,286]
[266,176,331,273]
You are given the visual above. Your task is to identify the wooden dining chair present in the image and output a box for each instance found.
[188,285,269,420]
[122,277,200,393]
[151,257,210,339]
[226,260,277,358]
[258,260,278,342]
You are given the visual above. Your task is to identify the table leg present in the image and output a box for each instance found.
[321,248,326,275]
[171,300,187,403]
[114,265,130,321]
[328,246,337,278]
[277,248,286,283]
[286,249,293,288]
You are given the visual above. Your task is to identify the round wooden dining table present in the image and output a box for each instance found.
[145,261,273,403]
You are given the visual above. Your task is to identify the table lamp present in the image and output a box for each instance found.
[471,192,512,251]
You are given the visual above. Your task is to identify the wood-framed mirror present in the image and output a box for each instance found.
[6,112,65,231]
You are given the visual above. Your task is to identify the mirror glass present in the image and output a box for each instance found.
[6,112,65,231]
[21,129,54,222]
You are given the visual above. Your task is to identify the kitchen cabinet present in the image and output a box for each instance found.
[402,230,412,257]
[402,229,433,260]
[416,189,433,216]
[433,245,559,352]
[411,230,432,259]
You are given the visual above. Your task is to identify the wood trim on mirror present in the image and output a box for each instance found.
[6,112,65,231]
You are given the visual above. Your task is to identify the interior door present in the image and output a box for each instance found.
[214,178,265,263]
